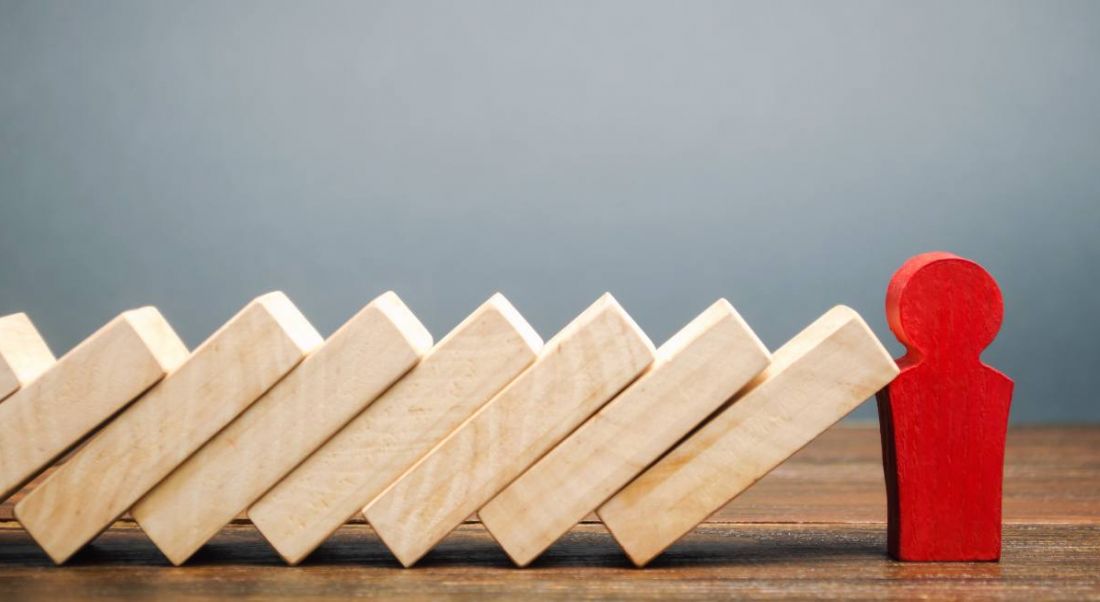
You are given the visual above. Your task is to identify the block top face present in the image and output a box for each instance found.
[429,293,543,358]
[119,307,190,373]
[58,309,186,371]
[654,299,768,363]
[160,293,320,393]
[369,291,434,355]
[172,292,322,364]
[544,293,655,356]
[754,305,894,384]
[0,313,55,398]
[483,293,543,353]
[253,292,324,354]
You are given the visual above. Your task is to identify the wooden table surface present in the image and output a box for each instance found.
[1,425,1097,600]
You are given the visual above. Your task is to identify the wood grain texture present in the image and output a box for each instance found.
[877,252,1013,561]
[0,308,187,503]
[15,292,322,564]
[0,313,55,402]
[130,292,432,565]
[599,305,899,567]
[0,522,1096,600]
[479,298,770,566]
[248,293,542,565]
[0,426,1096,599]
[7,426,1093,526]
[365,293,656,567]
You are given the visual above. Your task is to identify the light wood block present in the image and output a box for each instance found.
[479,298,770,566]
[130,292,432,565]
[0,308,186,503]
[597,305,900,566]
[248,293,542,565]
[365,293,656,567]
[0,313,56,402]
[15,292,322,564]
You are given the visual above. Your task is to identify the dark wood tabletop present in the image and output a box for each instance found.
[1,425,1097,600]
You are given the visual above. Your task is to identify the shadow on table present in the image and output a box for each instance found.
[1,523,891,569]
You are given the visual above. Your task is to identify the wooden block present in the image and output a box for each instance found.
[365,293,656,567]
[877,252,1013,561]
[479,299,770,566]
[0,308,187,503]
[598,305,899,567]
[130,292,432,565]
[248,293,542,565]
[15,292,322,564]
[0,313,56,402]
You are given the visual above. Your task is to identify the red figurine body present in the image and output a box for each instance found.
[877,251,1014,561]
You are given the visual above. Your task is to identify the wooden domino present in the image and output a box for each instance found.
[248,293,542,565]
[0,263,998,570]
[14,292,322,564]
[877,252,1014,561]
[130,292,432,565]
[0,308,186,503]
[479,298,770,566]
[365,293,656,567]
[0,313,55,402]
[597,305,899,567]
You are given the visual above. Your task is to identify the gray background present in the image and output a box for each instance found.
[1,1,1097,422]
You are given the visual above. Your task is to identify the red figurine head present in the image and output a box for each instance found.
[886,251,1005,362]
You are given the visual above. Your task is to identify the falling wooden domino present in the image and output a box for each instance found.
[479,299,770,566]
[248,293,542,565]
[130,292,432,565]
[15,292,322,564]
[0,313,56,403]
[0,308,187,504]
[365,293,656,567]
[597,305,899,567]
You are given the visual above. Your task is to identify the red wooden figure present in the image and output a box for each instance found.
[877,251,1014,561]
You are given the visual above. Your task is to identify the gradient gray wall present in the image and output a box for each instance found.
[1,1,1097,422]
